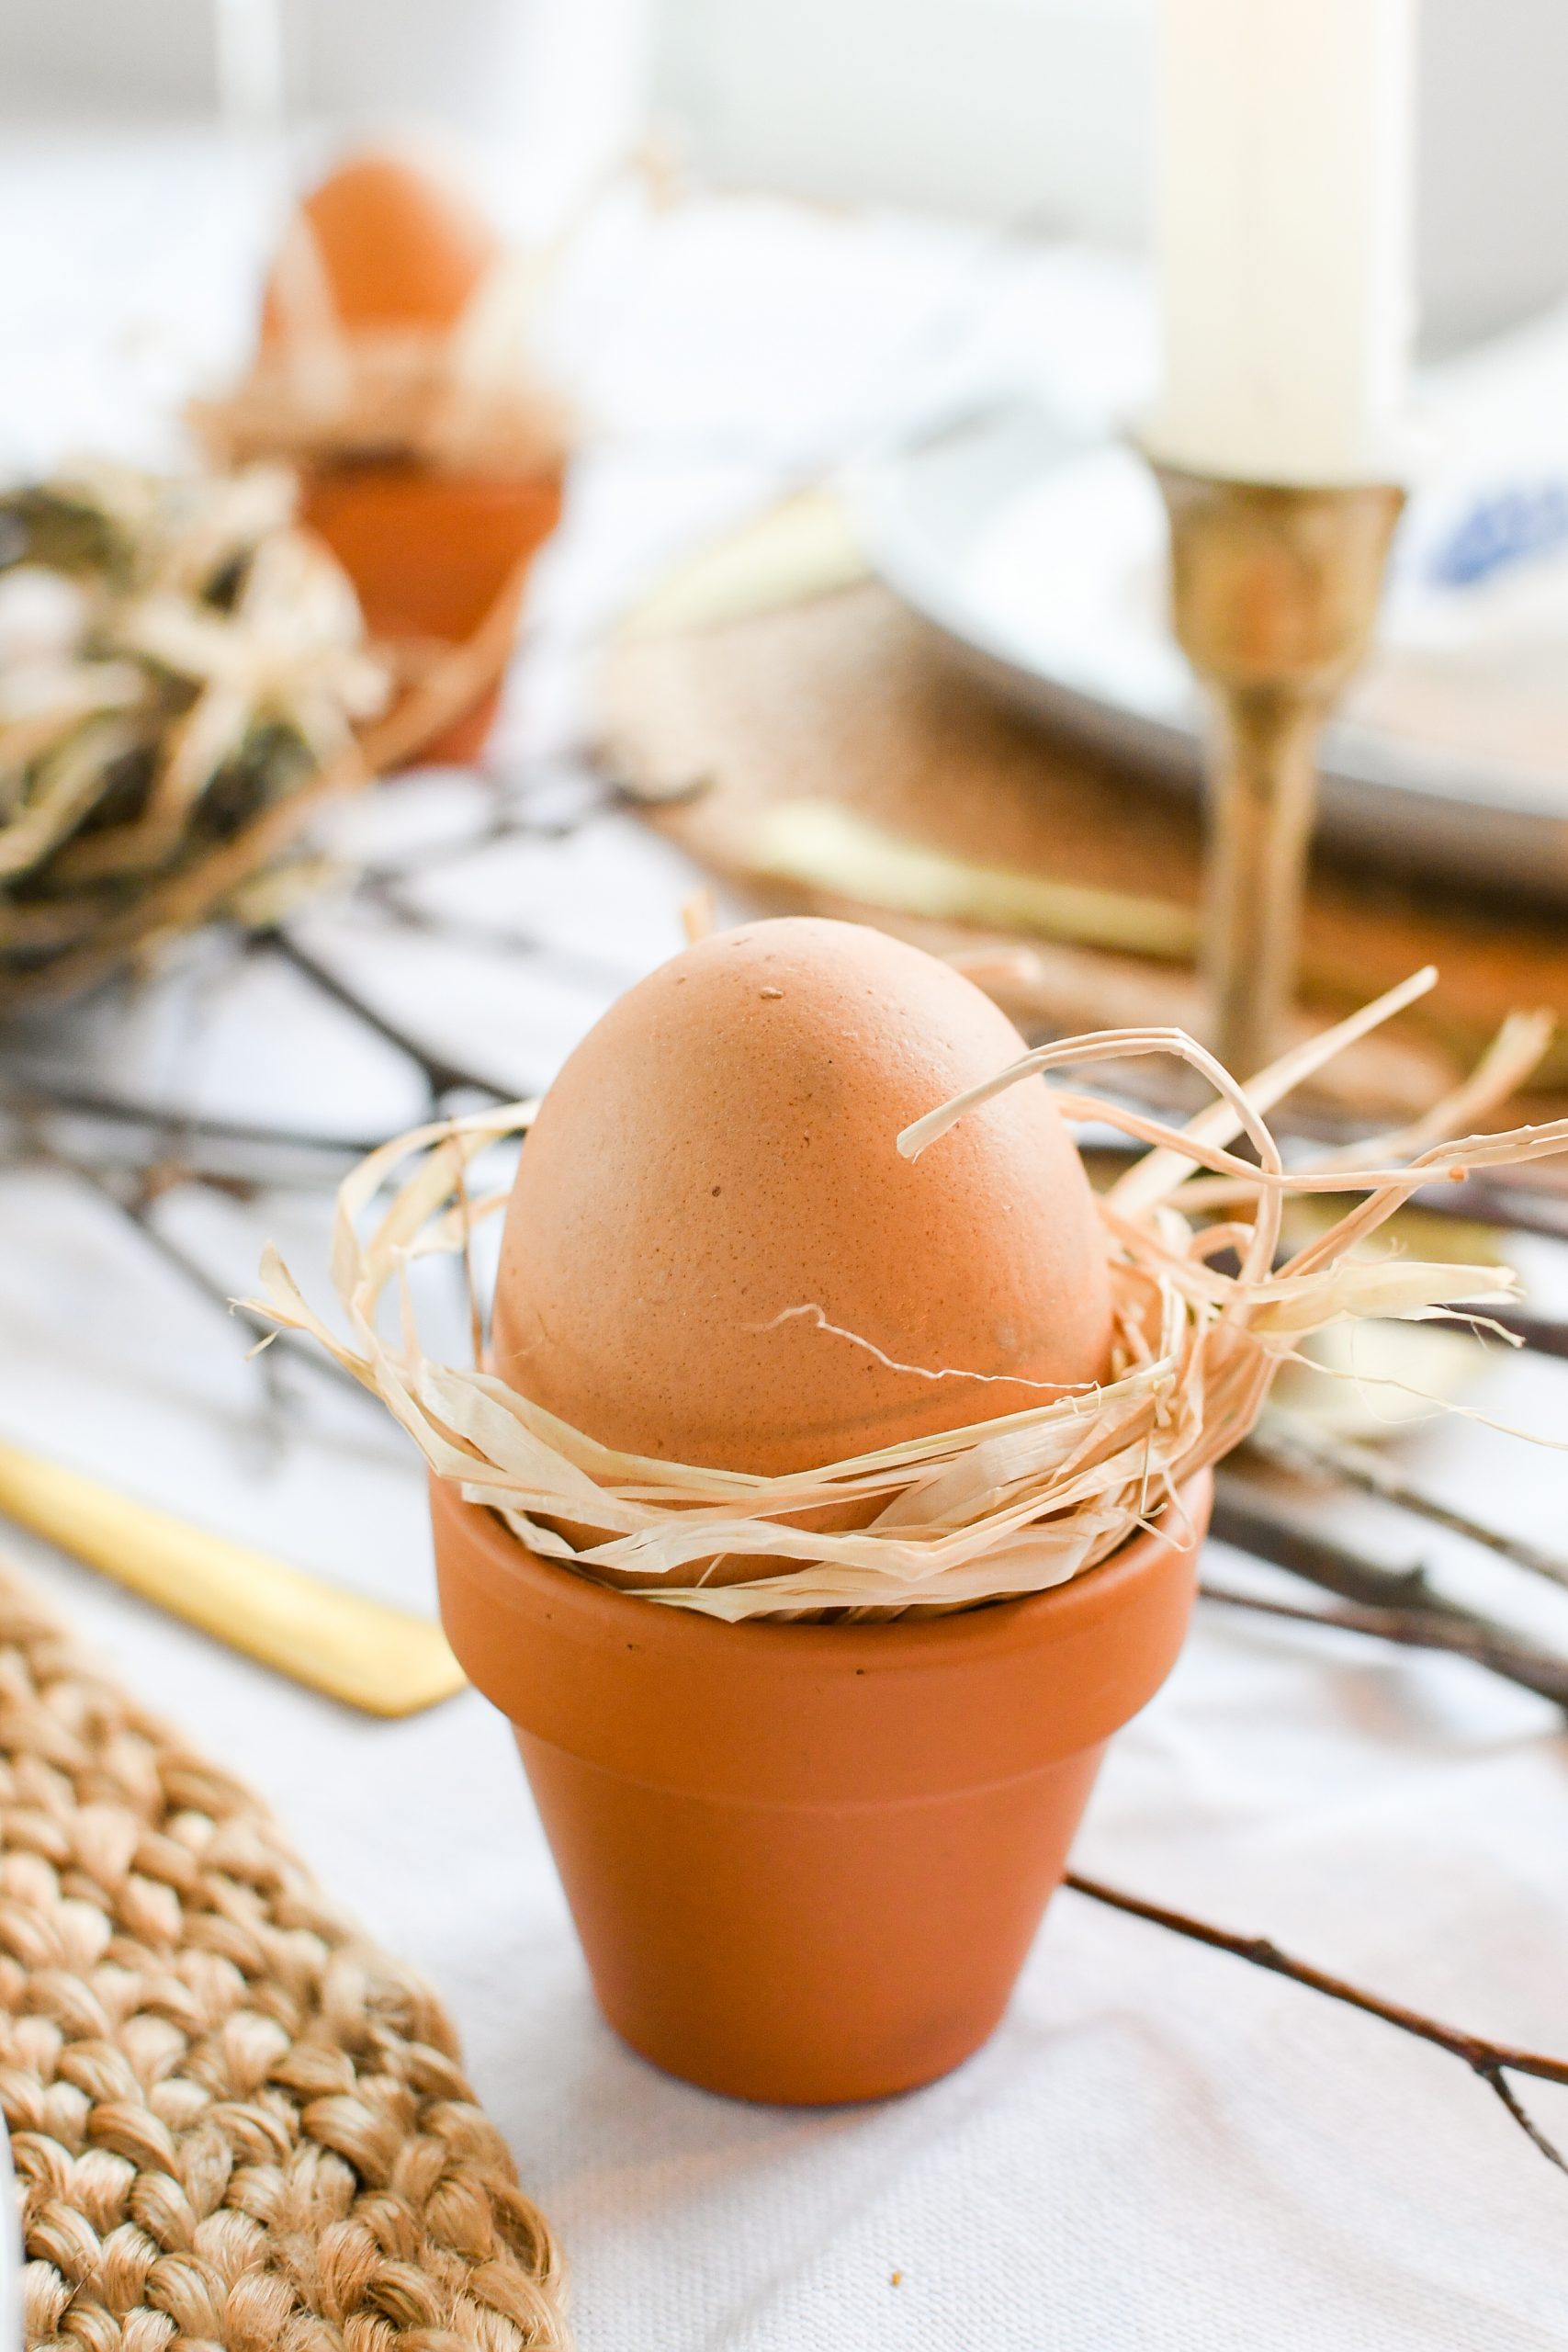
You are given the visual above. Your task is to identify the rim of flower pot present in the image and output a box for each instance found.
[300,458,567,500]
[431,1469,1210,1806]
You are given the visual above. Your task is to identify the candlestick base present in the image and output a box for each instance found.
[1151,463,1405,1080]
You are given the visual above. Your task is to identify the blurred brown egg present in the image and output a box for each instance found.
[491,918,1113,1477]
[262,147,500,342]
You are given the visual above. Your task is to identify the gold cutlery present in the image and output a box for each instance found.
[0,1438,465,1716]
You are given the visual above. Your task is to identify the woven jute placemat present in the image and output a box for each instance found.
[0,1566,570,2352]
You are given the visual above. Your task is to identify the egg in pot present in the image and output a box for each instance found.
[491,919,1112,1488]
[262,148,500,344]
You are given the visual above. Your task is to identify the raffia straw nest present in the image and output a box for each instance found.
[0,458,546,1009]
[0,461,389,1006]
[190,218,573,480]
[253,965,1568,1622]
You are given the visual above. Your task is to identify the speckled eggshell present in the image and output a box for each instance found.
[263,150,499,341]
[490,919,1113,1477]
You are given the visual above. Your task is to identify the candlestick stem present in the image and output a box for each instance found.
[1152,465,1404,1078]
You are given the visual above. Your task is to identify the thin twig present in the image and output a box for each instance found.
[7,1076,379,1159]
[1439,1173,1568,1246]
[1211,1477,1568,1713]
[1065,1872,1568,2176]
[27,1133,370,1409]
[6,1141,347,1196]
[355,779,615,887]
[266,931,525,1104]
[361,874,554,959]
[1218,1476,1459,1611]
[359,875,629,992]
[1199,1579,1568,1707]
[1253,1417,1568,1595]
[5,1113,352,1199]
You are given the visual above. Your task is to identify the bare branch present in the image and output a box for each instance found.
[1210,1477,1568,1713]
[357,874,629,993]
[1199,1578,1568,1708]
[1253,1415,1568,1594]
[1066,1872,1568,2174]
[266,931,527,1105]
[6,1075,378,1160]
[24,1130,370,1411]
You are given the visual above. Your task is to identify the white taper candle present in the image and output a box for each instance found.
[1150,0,1418,486]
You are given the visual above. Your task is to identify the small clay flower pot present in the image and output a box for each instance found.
[299,463,564,765]
[432,1472,1209,2105]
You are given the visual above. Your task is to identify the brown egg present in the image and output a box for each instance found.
[491,919,1112,1478]
[262,148,499,342]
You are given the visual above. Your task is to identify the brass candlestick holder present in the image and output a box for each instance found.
[1152,464,1405,1080]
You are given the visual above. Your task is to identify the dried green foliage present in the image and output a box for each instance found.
[0,461,387,1003]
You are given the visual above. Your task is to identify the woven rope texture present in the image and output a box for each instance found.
[0,1567,570,2350]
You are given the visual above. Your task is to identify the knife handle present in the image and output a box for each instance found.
[0,1439,465,1717]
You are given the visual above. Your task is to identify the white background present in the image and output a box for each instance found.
[2,0,1568,344]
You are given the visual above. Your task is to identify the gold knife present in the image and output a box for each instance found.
[0,1438,466,1717]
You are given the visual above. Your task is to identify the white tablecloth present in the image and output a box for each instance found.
[2,130,1566,2351]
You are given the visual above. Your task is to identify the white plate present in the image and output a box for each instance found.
[851,401,1568,900]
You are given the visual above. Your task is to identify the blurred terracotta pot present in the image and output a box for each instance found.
[432,1471,1209,2106]
[299,463,564,765]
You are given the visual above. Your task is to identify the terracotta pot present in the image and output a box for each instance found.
[431,1471,1211,2106]
[299,464,564,765]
